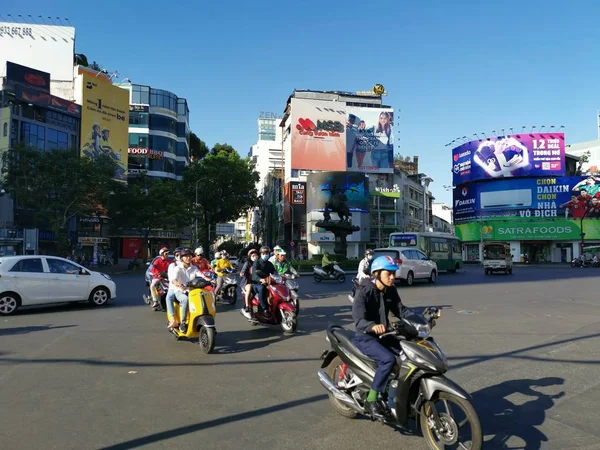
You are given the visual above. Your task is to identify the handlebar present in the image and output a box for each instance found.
[378,330,399,339]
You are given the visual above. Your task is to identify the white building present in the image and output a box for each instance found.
[566,139,600,174]
[432,202,453,227]
[249,115,284,189]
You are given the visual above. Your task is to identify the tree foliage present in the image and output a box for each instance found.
[2,145,118,253]
[189,132,209,162]
[184,145,259,252]
[576,151,591,176]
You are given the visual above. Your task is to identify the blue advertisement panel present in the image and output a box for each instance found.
[307,171,369,213]
[452,133,565,185]
[453,175,600,223]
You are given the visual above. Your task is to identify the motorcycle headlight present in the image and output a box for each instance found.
[403,345,436,371]
[416,323,431,339]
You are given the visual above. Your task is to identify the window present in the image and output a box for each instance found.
[132,85,150,105]
[176,161,186,176]
[129,133,148,148]
[10,258,44,273]
[176,122,187,138]
[47,258,80,274]
[128,155,149,170]
[176,141,188,157]
[149,157,164,171]
[149,114,177,134]
[177,99,188,117]
[21,122,45,150]
[129,112,149,127]
[164,157,175,173]
[150,88,177,112]
[47,128,69,150]
[2,122,7,137]
[149,135,176,153]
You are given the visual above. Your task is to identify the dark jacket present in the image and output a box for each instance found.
[252,258,276,284]
[240,260,252,285]
[352,279,406,336]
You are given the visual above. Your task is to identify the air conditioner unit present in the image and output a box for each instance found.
[480,189,532,209]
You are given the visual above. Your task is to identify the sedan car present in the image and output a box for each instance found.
[0,255,116,315]
[373,247,438,286]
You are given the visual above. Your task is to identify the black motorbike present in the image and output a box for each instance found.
[317,307,482,450]
[571,257,591,268]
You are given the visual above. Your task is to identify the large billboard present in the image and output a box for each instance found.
[79,72,129,182]
[6,62,51,92]
[368,173,400,198]
[456,219,600,242]
[452,133,565,185]
[290,98,346,171]
[307,172,369,214]
[284,181,307,224]
[454,175,600,223]
[0,23,75,81]
[16,85,81,116]
[346,107,394,173]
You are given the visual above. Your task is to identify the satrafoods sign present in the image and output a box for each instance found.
[455,219,598,241]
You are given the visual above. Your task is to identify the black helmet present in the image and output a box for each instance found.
[174,247,183,255]
[180,248,193,257]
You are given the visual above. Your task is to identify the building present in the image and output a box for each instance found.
[432,202,453,233]
[451,131,589,263]
[566,139,600,174]
[249,115,284,189]
[115,82,190,181]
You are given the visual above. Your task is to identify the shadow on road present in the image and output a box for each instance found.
[0,324,77,337]
[473,377,565,450]
[99,393,328,450]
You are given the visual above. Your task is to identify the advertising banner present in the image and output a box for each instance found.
[6,61,51,92]
[122,238,143,259]
[454,175,600,223]
[452,133,565,185]
[455,219,600,242]
[307,172,369,213]
[80,72,129,182]
[368,173,400,198]
[16,85,81,116]
[346,107,394,173]
[284,182,306,224]
[290,98,346,171]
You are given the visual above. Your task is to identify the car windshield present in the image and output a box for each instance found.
[484,245,508,259]
[373,250,399,260]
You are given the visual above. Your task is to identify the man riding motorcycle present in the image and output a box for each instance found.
[269,245,283,264]
[240,249,259,319]
[150,247,171,310]
[164,247,183,327]
[168,248,203,332]
[351,255,407,419]
[273,249,294,275]
[357,249,374,282]
[321,251,334,276]
[192,247,212,271]
[252,246,276,316]
[214,250,234,298]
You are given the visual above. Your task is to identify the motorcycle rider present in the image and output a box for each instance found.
[357,249,374,282]
[321,251,334,276]
[165,247,183,329]
[252,245,276,315]
[274,249,294,275]
[269,245,283,264]
[169,248,203,333]
[351,255,407,419]
[192,247,212,271]
[240,249,259,319]
[214,250,234,298]
[150,247,171,310]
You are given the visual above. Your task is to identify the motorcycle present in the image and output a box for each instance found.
[143,272,169,311]
[242,273,298,333]
[348,277,361,303]
[282,272,300,315]
[571,257,591,268]
[317,307,482,450]
[167,278,217,354]
[313,262,346,283]
[202,269,238,305]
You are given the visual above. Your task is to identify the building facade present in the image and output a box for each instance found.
[116,83,190,181]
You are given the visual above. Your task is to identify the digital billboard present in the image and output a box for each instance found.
[290,98,346,171]
[79,72,129,182]
[368,173,400,198]
[6,62,51,92]
[307,172,369,214]
[454,175,600,223]
[346,107,394,173]
[452,133,565,185]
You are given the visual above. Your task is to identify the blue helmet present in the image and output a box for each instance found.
[370,255,399,274]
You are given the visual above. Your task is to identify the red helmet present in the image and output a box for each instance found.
[248,249,258,257]
[159,247,169,255]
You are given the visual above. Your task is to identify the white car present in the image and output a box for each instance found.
[373,247,438,286]
[0,255,116,315]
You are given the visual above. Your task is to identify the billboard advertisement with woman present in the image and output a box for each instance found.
[346,107,394,174]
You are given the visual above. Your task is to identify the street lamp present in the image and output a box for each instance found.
[195,179,201,247]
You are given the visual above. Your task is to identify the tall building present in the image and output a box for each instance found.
[249,114,284,189]
[116,83,190,181]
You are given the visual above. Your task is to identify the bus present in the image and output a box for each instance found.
[388,232,463,272]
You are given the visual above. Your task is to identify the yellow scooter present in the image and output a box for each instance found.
[167,278,217,353]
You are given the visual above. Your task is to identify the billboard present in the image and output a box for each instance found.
[6,62,51,92]
[453,176,600,224]
[16,85,81,116]
[290,98,346,171]
[79,72,129,182]
[455,219,600,242]
[284,181,307,224]
[452,133,565,185]
[346,107,394,173]
[368,173,400,198]
[307,172,369,213]
[0,23,75,81]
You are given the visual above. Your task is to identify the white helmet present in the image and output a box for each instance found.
[214,251,222,259]
[195,247,203,256]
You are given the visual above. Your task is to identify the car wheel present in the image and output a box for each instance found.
[428,270,437,284]
[89,287,110,306]
[406,271,414,286]
[0,293,21,315]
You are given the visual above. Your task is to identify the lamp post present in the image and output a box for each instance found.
[194,179,201,247]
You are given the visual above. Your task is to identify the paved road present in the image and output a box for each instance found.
[1,266,600,450]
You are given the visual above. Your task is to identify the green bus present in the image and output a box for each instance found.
[388,232,463,272]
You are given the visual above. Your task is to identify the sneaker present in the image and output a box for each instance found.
[240,308,252,319]
[179,323,188,333]
[364,400,385,420]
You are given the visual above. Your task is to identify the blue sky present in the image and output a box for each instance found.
[4,0,600,204]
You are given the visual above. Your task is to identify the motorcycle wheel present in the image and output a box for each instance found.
[143,294,152,305]
[326,356,357,419]
[293,298,300,316]
[199,327,216,354]
[227,287,237,305]
[420,392,482,450]
[313,275,322,283]
[336,274,346,283]
[280,309,297,334]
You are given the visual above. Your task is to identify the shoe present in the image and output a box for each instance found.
[151,301,159,310]
[179,323,188,333]
[167,319,178,329]
[364,400,385,420]
[240,308,252,319]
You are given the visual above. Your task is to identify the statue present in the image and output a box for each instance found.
[316,183,360,256]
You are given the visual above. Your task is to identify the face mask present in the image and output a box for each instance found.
[261,254,269,261]
[367,255,373,261]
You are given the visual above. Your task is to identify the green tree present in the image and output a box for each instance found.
[2,145,118,254]
[184,145,259,252]
[576,151,591,176]
[189,132,209,162]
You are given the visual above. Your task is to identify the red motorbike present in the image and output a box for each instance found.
[244,274,298,333]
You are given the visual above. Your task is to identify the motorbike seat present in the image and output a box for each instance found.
[329,326,378,368]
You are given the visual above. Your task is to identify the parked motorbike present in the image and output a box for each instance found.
[313,262,346,283]
[571,257,591,268]
[143,272,169,311]
[282,272,300,315]
[167,278,217,354]
[317,307,482,450]
[241,273,298,333]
